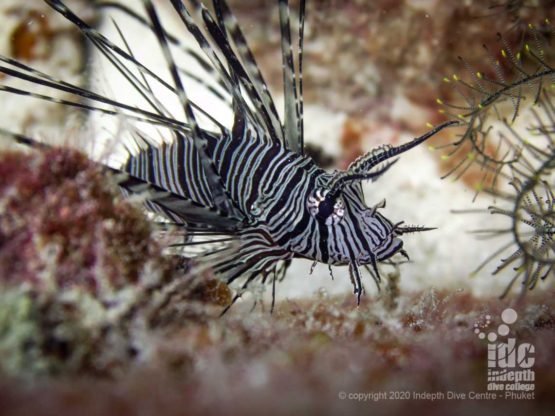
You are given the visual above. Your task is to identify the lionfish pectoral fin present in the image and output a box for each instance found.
[117,171,241,230]
[214,239,292,313]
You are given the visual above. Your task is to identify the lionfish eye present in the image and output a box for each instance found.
[317,196,335,219]
[307,189,330,217]
[307,189,345,224]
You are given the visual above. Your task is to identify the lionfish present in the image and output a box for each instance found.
[0,0,457,310]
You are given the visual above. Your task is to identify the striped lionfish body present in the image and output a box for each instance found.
[0,0,457,308]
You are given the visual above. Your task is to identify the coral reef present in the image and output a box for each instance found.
[0,147,163,376]
[1,149,551,415]
[0,2,554,415]
[0,148,160,292]
[0,289,553,415]
[0,147,226,377]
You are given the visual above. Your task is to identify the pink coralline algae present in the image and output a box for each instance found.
[0,147,163,294]
[0,146,233,377]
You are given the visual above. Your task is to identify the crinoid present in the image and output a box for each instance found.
[437,20,555,189]
[442,18,555,295]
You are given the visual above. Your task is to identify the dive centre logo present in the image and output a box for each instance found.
[474,308,535,397]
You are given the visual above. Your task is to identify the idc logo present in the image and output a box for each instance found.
[474,308,535,397]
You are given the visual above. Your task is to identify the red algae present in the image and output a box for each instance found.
[0,147,238,378]
[0,148,160,293]
[0,148,166,377]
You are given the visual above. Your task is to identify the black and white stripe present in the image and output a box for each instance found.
[0,0,458,309]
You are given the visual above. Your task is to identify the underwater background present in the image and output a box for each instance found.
[0,0,554,414]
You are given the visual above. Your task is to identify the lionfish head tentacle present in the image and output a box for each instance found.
[327,120,460,196]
